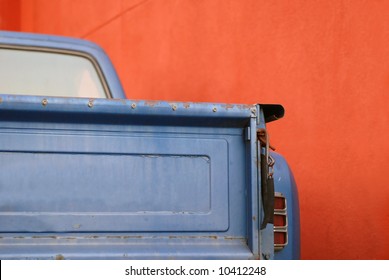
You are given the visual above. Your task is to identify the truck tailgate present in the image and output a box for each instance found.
[0,95,263,259]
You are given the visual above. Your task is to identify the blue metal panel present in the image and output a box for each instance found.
[0,94,261,259]
[0,136,228,232]
[257,106,275,260]
[272,152,301,260]
[0,237,254,260]
[0,94,252,126]
[245,110,262,257]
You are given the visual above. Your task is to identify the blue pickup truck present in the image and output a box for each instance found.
[0,31,300,260]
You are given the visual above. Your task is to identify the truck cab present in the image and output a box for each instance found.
[0,31,300,260]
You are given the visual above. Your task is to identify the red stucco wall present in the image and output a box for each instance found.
[1,0,389,259]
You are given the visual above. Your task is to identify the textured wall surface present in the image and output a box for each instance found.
[1,0,389,259]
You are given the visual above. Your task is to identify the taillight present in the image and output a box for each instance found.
[274,195,286,210]
[274,192,288,251]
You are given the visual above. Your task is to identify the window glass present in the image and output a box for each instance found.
[0,48,107,98]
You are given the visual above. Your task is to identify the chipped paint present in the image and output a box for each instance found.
[32,236,57,239]
[5,235,244,241]
[223,104,235,110]
[144,100,160,107]
[223,236,247,241]
[86,236,100,239]
[106,235,144,239]
[168,235,218,240]
[55,254,65,260]
[238,104,254,110]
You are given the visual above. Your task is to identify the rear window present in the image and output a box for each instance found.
[0,47,108,98]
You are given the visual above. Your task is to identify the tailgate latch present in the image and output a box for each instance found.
[257,128,275,230]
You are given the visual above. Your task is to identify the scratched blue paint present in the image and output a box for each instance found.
[0,31,300,259]
[272,152,301,260]
[0,94,255,259]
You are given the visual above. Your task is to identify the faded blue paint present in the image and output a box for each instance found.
[0,31,300,259]
[272,152,301,260]
[0,94,257,259]
[0,95,300,259]
[257,105,275,260]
